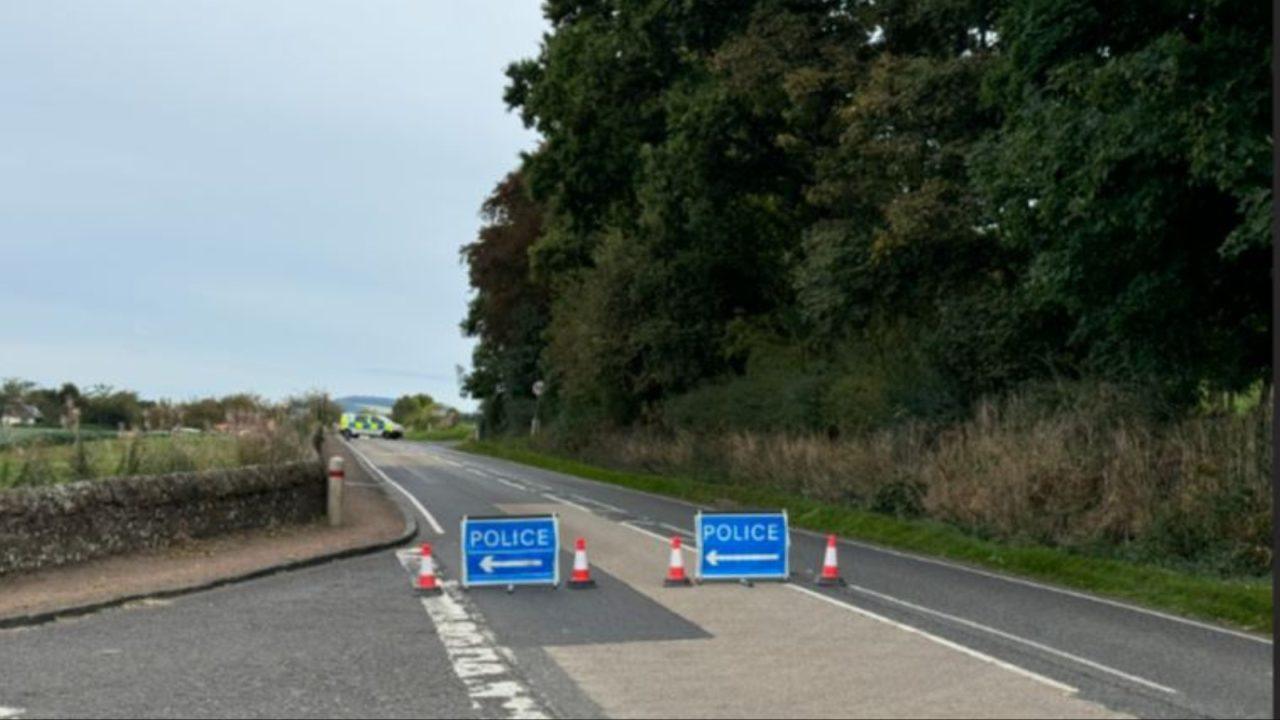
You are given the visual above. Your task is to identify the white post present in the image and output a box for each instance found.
[327,455,344,527]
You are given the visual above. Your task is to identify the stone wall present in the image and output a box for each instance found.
[0,461,325,576]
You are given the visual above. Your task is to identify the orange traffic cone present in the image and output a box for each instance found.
[417,543,442,594]
[664,536,692,587]
[568,537,596,589]
[817,534,845,586]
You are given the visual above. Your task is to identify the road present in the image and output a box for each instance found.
[0,438,1270,718]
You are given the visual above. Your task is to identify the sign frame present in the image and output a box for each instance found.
[460,513,561,589]
[695,510,790,582]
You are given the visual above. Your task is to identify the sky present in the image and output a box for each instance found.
[0,1,548,411]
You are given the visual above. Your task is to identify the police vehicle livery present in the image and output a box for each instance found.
[339,412,404,439]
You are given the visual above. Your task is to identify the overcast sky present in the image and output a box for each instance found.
[1,1,547,410]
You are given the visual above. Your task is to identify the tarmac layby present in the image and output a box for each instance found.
[0,438,1270,719]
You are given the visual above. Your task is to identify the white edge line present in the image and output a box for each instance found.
[787,584,1079,694]
[841,582,1177,694]
[622,521,1080,697]
[0,708,25,720]
[342,439,445,535]
[439,445,1269,645]
[790,526,1272,645]
[472,453,1163,697]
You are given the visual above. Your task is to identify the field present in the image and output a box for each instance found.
[0,427,314,489]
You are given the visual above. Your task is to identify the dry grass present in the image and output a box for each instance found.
[0,416,317,490]
[559,385,1272,576]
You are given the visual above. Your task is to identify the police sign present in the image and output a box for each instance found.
[696,511,789,581]
[461,514,560,588]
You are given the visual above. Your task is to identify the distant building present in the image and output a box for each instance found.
[1,403,43,427]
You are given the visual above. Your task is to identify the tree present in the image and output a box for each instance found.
[391,394,438,429]
[972,0,1271,401]
[461,170,549,432]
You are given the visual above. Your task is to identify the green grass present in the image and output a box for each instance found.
[0,433,245,489]
[405,424,475,442]
[460,439,1273,634]
[0,425,117,450]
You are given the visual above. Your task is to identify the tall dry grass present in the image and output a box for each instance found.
[554,384,1272,576]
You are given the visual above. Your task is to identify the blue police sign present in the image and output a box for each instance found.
[461,514,560,588]
[696,511,789,581]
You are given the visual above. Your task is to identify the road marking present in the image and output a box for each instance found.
[621,523,1085,696]
[540,492,594,514]
[0,707,25,719]
[790,527,1273,645]
[570,494,626,514]
[622,522,697,555]
[342,438,445,535]
[432,443,1268,645]
[788,585,1079,694]
[838,582,1178,694]
[491,474,527,489]
[659,522,693,538]
[419,582,549,719]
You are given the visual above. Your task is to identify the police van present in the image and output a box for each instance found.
[339,412,404,440]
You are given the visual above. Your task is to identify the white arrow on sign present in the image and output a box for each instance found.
[479,556,544,574]
[705,550,780,567]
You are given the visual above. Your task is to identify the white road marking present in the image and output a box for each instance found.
[419,582,549,719]
[839,582,1178,694]
[790,526,1273,645]
[433,443,1268,645]
[659,522,695,538]
[570,494,626,514]
[420,444,1226,690]
[623,523,1093,696]
[540,492,594,514]
[342,438,446,535]
[622,522,698,556]
[485,476,528,492]
[788,585,1079,694]
[0,707,25,719]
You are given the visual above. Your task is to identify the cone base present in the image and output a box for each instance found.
[416,584,443,595]
[567,578,596,589]
[663,577,693,587]
[816,575,846,587]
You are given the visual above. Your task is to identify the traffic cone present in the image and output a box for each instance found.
[416,543,442,594]
[663,536,692,587]
[817,534,845,586]
[568,537,596,589]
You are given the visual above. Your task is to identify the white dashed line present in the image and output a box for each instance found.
[571,494,626,514]
[540,492,594,514]
[0,707,26,719]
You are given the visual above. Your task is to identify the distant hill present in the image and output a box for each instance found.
[335,396,396,414]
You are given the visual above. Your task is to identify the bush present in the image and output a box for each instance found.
[540,381,1272,577]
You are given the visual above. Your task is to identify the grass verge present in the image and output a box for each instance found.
[405,424,475,442]
[460,439,1272,634]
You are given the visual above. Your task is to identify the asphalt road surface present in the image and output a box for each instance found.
[1,438,1270,718]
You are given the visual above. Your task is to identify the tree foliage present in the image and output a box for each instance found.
[462,0,1271,433]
